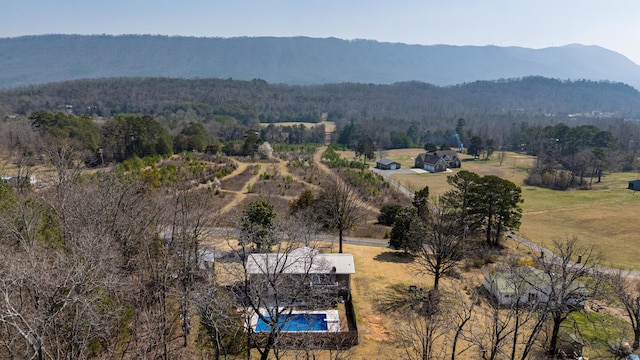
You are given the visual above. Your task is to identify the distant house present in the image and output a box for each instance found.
[0,174,36,187]
[433,150,461,168]
[414,153,447,172]
[483,264,587,308]
[376,158,401,170]
[629,179,640,191]
[483,264,546,306]
[414,150,461,172]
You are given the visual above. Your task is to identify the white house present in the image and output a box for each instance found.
[246,247,355,297]
[483,264,545,306]
[1,174,36,186]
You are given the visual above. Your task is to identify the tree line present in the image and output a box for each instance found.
[20,110,325,166]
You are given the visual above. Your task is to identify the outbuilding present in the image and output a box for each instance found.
[376,158,401,170]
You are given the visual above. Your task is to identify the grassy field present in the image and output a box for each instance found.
[368,148,640,270]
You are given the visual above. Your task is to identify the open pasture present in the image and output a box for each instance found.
[379,148,640,270]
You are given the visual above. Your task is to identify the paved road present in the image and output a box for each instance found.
[209,227,389,248]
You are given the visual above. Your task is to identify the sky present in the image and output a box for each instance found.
[2,0,640,65]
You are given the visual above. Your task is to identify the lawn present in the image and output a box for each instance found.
[378,148,640,270]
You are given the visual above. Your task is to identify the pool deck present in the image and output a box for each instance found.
[249,309,341,332]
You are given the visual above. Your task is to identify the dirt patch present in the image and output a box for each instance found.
[219,164,258,192]
[251,173,313,198]
[374,251,416,263]
[362,314,391,342]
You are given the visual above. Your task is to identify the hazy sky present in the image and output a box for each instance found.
[2,0,639,65]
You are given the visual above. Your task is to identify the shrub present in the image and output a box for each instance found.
[378,203,404,226]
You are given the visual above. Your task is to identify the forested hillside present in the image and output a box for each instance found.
[3,76,639,121]
[2,35,640,89]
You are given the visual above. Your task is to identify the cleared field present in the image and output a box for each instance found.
[259,120,336,132]
[374,148,640,270]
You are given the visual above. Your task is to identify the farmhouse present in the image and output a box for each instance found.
[629,179,640,191]
[375,158,401,170]
[414,150,461,172]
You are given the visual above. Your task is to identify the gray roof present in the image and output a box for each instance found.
[417,153,446,166]
[485,265,545,295]
[377,158,399,165]
[246,247,355,275]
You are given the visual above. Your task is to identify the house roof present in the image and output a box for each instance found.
[417,153,447,166]
[416,151,460,164]
[485,264,588,297]
[433,150,459,159]
[199,248,215,263]
[377,158,399,165]
[246,247,355,275]
[485,265,545,295]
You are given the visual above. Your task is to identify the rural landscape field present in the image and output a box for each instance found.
[4,14,640,359]
[366,148,640,271]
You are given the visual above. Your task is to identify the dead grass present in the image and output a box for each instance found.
[330,243,434,358]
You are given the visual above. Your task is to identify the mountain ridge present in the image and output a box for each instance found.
[1,34,640,90]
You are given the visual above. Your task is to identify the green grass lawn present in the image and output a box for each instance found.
[567,310,631,358]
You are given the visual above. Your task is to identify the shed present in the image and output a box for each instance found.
[198,248,216,270]
[376,158,401,170]
[629,180,640,191]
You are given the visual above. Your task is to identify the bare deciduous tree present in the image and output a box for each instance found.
[225,231,342,360]
[413,204,465,289]
[167,185,216,348]
[317,177,365,253]
[610,270,640,351]
[195,283,245,360]
[533,237,603,357]
[392,288,449,360]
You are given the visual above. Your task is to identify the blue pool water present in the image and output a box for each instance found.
[255,313,328,332]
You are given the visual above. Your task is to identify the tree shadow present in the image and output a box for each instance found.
[374,251,415,263]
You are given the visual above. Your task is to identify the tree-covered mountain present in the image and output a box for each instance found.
[1,35,640,90]
[2,77,639,122]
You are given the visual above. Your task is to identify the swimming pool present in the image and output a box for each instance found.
[255,313,328,332]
